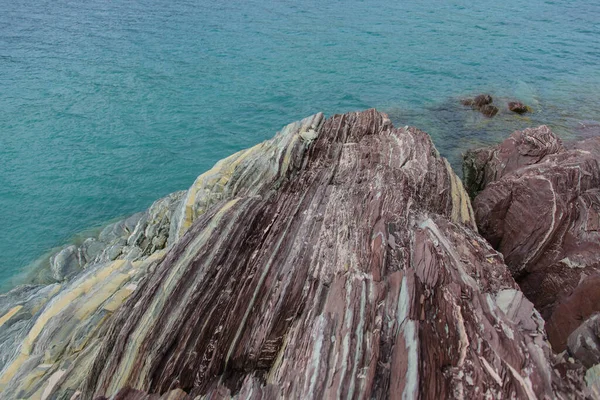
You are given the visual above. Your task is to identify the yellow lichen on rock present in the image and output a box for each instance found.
[177,147,254,237]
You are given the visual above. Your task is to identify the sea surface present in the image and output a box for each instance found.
[1,0,599,290]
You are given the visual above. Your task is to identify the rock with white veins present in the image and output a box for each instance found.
[0,110,587,399]
[464,126,600,354]
[568,313,600,369]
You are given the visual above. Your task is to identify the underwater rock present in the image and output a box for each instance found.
[508,101,529,114]
[465,125,600,354]
[473,94,493,108]
[479,104,499,118]
[577,121,600,139]
[0,111,587,399]
[460,94,493,108]
[461,94,498,118]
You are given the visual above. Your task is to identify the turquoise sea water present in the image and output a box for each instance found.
[1,0,599,289]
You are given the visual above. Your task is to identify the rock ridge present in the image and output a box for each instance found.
[0,110,587,399]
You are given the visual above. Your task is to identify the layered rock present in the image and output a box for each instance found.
[0,111,586,399]
[464,125,600,356]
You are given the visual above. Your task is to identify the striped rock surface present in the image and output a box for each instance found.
[0,110,585,399]
[464,127,600,354]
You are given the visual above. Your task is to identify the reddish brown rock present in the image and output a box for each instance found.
[480,104,499,118]
[464,125,600,354]
[547,274,600,354]
[460,94,493,109]
[77,111,582,399]
[461,94,499,118]
[508,101,529,114]
[463,125,566,198]
[473,94,493,108]
[0,111,587,399]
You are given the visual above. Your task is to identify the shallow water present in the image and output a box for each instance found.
[1,0,599,289]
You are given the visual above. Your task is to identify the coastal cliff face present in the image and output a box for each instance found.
[0,111,586,399]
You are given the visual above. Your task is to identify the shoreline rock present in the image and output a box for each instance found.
[0,110,589,399]
[464,124,600,385]
[508,101,529,114]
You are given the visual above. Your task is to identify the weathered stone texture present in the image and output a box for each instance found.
[465,124,600,365]
[0,111,586,399]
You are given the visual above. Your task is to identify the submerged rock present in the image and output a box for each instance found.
[464,125,600,357]
[578,120,600,139]
[508,101,529,114]
[0,111,587,399]
[461,94,498,118]
[473,94,493,108]
[479,104,499,118]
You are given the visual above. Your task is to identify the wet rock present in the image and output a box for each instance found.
[479,104,498,117]
[81,238,106,264]
[460,94,498,118]
[508,101,529,114]
[50,245,82,281]
[567,313,600,368]
[473,94,493,108]
[465,125,600,352]
[577,120,600,139]
[99,213,144,244]
[0,111,587,399]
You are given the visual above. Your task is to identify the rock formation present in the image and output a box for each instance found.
[460,94,499,118]
[0,111,587,399]
[508,101,529,115]
[568,313,600,369]
[464,124,600,387]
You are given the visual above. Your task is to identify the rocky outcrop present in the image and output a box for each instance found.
[0,111,587,399]
[461,94,498,118]
[461,94,492,108]
[464,125,600,359]
[462,125,565,198]
[508,101,529,115]
[460,95,532,119]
